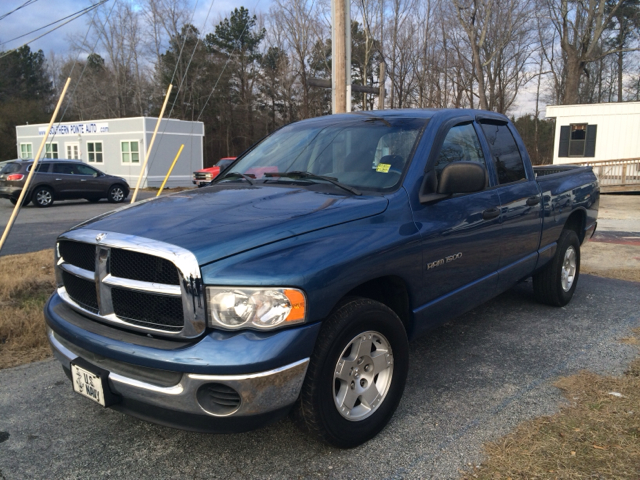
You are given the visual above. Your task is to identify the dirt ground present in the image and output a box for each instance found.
[582,194,640,283]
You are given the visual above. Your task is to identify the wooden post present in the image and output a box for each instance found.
[378,62,386,110]
[621,164,627,185]
[0,77,72,254]
[157,144,184,197]
[332,0,347,113]
[131,83,173,203]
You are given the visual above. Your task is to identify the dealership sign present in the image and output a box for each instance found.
[39,122,109,136]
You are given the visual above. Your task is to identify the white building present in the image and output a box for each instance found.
[15,117,204,188]
[546,101,640,165]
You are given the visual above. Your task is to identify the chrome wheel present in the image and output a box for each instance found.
[36,189,52,206]
[561,246,577,292]
[333,331,394,421]
[110,186,124,202]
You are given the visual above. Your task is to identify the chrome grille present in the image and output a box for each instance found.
[55,229,205,339]
[58,240,96,272]
[195,172,212,180]
[61,270,99,313]
[112,288,184,331]
[110,249,180,285]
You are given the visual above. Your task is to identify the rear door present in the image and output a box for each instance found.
[52,162,80,198]
[410,117,502,332]
[478,120,542,291]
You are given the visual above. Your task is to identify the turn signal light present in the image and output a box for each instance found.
[7,174,24,181]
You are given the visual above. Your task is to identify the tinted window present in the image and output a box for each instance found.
[481,123,526,184]
[53,163,77,175]
[217,159,234,170]
[75,164,98,176]
[434,123,486,182]
[27,163,51,173]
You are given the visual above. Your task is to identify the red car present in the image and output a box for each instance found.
[193,157,236,187]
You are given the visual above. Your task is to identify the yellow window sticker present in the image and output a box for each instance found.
[376,163,391,173]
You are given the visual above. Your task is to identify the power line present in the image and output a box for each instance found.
[2,1,109,45]
[0,0,39,22]
[0,0,108,59]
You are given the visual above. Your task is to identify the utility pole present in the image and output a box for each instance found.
[332,0,351,113]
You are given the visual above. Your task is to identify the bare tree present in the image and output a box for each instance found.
[544,0,637,104]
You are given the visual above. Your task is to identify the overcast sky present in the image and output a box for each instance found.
[0,0,543,117]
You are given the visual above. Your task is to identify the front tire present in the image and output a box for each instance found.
[295,298,409,448]
[31,187,54,208]
[107,185,126,203]
[533,229,580,307]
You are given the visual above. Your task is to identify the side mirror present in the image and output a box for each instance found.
[437,162,486,194]
[419,162,486,204]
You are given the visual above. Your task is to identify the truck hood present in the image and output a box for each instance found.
[75,184,389,265]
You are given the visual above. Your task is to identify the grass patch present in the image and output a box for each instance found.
[0,249,55,369]
[468,329,640,479]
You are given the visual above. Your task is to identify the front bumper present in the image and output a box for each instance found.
[45,293,319,432]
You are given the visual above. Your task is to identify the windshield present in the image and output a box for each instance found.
[225,116,427,192]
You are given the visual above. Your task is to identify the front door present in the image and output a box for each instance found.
[410,120,502,333]
[66,143,80,160]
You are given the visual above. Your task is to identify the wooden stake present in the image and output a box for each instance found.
[156,144,184,197]
[0,77,72,254]
[130,83,173,203]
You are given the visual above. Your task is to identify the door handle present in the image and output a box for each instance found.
[526,196,540,206]
[482,207,500,220]
[80,179,87,182]
[55,178,62,181]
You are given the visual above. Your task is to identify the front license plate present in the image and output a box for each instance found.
[71,363,106,406]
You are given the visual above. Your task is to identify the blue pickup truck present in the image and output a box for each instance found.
[46,109,599,447]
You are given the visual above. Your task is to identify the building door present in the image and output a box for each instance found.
[66,142,80,159]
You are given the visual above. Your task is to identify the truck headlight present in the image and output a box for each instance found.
[206,287,306,330]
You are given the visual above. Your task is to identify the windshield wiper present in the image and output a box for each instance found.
[215,172,255,185]
[264,171,362,196]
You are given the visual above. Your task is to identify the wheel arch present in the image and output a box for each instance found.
[563,208,587,244]
[28,183,57,200]
[339,275,414,337]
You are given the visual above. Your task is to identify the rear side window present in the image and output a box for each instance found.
[433,123,487,182]
[27,163,51,173]
[480,123,527,184]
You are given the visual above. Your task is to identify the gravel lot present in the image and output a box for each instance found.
[1,274,638,479]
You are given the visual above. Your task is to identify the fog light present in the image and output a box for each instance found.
[196,383,241,416]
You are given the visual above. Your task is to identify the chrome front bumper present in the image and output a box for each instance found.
[48,328,309,418]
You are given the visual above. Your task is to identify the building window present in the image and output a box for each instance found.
[20,143,32,159]
[45,143,58,159]
[569,124,587,156]
[559,124,597,158]
[121,141,140,163]
[87,142,103,163]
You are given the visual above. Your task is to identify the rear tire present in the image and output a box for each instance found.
[9,197,28,207]
[533,229,580,307]
[31,187,54,208]
[294,298,409,448]
[107,185,126,203]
